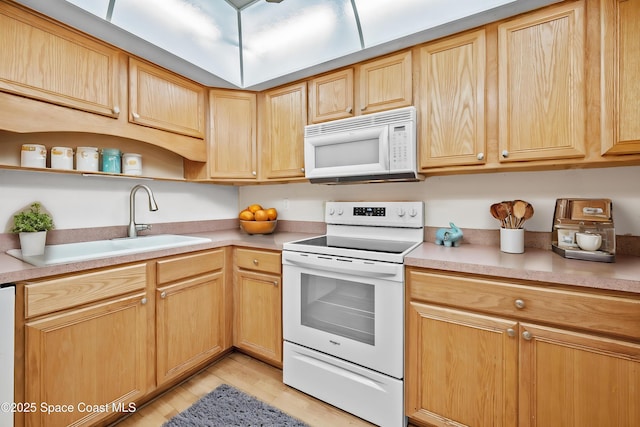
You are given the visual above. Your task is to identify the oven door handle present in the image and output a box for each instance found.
[282,252,401,278]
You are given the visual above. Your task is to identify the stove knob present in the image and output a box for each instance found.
[397,208,406,217]
[409,208,418,217]
[328,208,335,216]
[337,208,344,215]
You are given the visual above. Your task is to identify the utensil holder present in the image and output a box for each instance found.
[500,228,524,254]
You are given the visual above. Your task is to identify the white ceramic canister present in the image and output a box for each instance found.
[76,146,99,172]
[20,144,47,168]
[122,153,143,176]
[50,146,74,170]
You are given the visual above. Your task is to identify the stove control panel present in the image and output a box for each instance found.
[353,207,386,216]
[326,201,424,228]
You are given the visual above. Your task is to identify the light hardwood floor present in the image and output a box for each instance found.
[115,352,374,426]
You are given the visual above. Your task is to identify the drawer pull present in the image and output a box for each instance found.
[253,259,259,266]
[522,330,532,341]
[141,297,148,305]
[160,291,167,299]
[514,299,525,309]
[507,328,516,337]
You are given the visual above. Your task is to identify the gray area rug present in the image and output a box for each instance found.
[163,384,310,427]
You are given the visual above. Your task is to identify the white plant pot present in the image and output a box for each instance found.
[19,231,47,256]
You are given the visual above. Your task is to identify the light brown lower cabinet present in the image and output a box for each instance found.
[233,248,282,367]
[20,249,232,427]
[23,264,151,427]
[155,249,230,386]
[406,268,640,427]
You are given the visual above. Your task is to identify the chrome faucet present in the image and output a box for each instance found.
[128,184,158,238]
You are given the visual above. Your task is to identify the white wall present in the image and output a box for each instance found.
[2,166,638,236]
[239,166,640,236]
[0,170,238,232]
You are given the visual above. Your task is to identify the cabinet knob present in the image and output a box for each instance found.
[132,112,140,119]
[300,167,305,173]
[346,107,353,113]
[252,171,257,176]
[253,259,259,266]
[141,297,148,305]
[273,281,278,287]
[522,330,533,341]
[501,150,509,158]
[112,106,120,115]
[160,291,166,299]
[361,105,367,111]
[514,299,525,309]
[507,328,516,337]
[477,152,484,161]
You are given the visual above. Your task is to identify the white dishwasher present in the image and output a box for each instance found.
[0,284,15,427]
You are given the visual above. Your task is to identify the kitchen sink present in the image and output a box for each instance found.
[7,234,212,267]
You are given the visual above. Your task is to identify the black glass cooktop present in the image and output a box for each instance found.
[290,235,417,254]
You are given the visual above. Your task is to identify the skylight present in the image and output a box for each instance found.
[15,0,562,90]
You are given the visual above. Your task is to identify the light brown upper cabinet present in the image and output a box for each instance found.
[0,2,120,118]
[209,89,258,180]
[129,58,205,139]
[601,0,640,155]
[497,1,586,163]
[358,50,413,115]
[418,30,487,169]
[260,82,307,180]
[308,68,355,124]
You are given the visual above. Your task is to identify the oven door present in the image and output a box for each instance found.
[282,251,404,379]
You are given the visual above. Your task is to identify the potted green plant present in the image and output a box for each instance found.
[12,202,54,256]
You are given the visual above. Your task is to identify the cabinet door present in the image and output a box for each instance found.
[519,323,640,427]
[308,68,354,123]
[129,58,205,138]
[25,293,149,427]
[156,271,226,385]
[209,89,257,179]
[601,0,640,155]
[261,82,307,180]
[419,29,486,169]
[497,2,585,162]
[358,50,412,114]
[406,302,518,427]
[233,269,282,366]
[0,2,120,118]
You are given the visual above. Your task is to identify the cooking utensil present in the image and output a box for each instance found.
[490,200,534,229]
[512,200,527,229]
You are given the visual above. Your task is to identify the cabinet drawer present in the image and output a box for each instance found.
[24,263,147,318]
[156,249,224,285]
[408,269,640,340]
[235,248,281,274]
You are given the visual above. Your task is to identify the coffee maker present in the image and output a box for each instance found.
[551,198,615,262]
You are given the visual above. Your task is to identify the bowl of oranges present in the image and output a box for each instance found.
[239,204,278,235]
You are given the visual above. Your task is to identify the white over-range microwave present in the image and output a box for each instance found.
[304,106,422,184]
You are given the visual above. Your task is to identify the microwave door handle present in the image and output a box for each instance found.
[380,127,390,168]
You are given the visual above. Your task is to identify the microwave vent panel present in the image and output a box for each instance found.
[305,106,416,137]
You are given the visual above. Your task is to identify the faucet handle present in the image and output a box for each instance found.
[135,224,152,232]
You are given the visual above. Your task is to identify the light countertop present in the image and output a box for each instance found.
[1,229,638,296]
[406,243,640,295]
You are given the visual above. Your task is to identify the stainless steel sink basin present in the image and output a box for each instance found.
[7,234,212,267]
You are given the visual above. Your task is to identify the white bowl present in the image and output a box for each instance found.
[575,232,602,251]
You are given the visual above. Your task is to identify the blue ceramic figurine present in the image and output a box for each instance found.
[434,222,463,247]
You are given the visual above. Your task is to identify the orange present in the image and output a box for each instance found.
[239,210,254,221]
[248,204,263,213]
[266,208,278,221]
[254,209,269,221]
